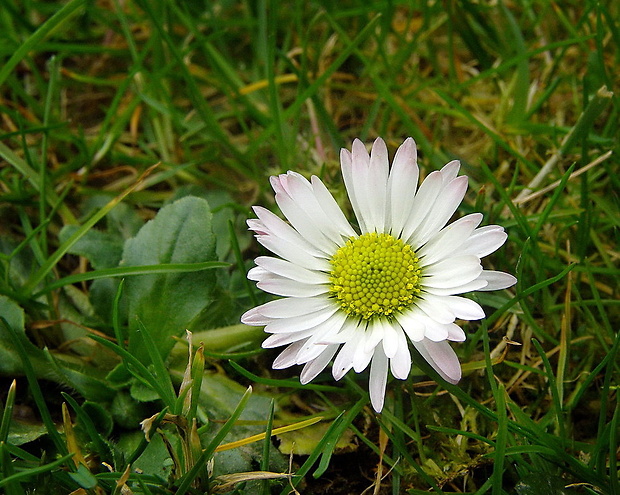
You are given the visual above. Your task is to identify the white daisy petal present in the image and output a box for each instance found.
[423,255,483,289]
[252,206,323,257]
[254,256,328,285]
[381,318,400,358]
[367,137,389,233]
[296,342,330,365]
[282,172,354,242]
[352,337,374,373]
[414,295,456,325]
[332,338,357,380]
[275,189,336,254]
[439,159,461,182]
[401,170,444,245]
[340,148,367,233]
[387,137,419,238]
[414,175,469,246]
[247,218,268,236]
[256,234,330,271]
[425,278,489,296]
[311,176,357,238]
[418,213,483,265]
[257,276,327,297]
[240,307,271,325]
[364,320,384,354]
[461,225,508,257]
[296,313,349,362]
[247,266,269,282]
[389,328,412,379]
[300,344,340,384]
[272,340,306,369]
[369,346,389,412]
[350,139,376,233]
[265,306,337,334]
[443,296,486,320]
[254,296,332,319]
[476,270,517,291]
[446,323,466,342]
[413,339,461,384]
[263,328,317,348]
[319,318,359,344]
[395,310,426,342]
[422,319,450,342]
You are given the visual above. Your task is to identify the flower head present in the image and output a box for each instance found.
[242,137,516,412]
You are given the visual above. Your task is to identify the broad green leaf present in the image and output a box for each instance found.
[7,421,49,447]
[44,350,116,402]
[0,296,48,376]
[189,371,288,479]
[117,431,175,482]
[59,226,124,270]
[111,391,152,430]
[122,196,217,361]
[59,196,144,273]
[68,464,98,489]
[514,474,568,495]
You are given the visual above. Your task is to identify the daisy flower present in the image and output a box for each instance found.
[241,137,516,412]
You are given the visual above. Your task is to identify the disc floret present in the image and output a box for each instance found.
[329,232,421,320]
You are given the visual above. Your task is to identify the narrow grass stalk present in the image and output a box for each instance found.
[0,141,76,225]
[21,164,158,295]
[0,451,75,489]
[89,334,174,405]
[492,384,508,495]
[0,0,86,87]
[531,339,566,440]
[134,319,179,411]
[175,386,253,494]
[33,261,229,298]
[515,85,613,202]
[0,380,16,443]
[277,410,347,495]
[260,400,275,495]
[61,393,111,460]
[0,318,68,457]
[248,13,382,157]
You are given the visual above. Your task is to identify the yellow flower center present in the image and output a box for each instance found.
[329,232,421,320]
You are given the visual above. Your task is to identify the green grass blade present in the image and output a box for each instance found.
[531,339,566,440]
[175,386,253,494]
[0,318,67,457]
[313,398,365,478]
[135,319,177,411]
[89,335,173,405]
[0,0,86,87]
[260,400,275,495]
[0,141,76,225]
[277,410,347,495]
[0,380,16,443]
[491,384,508,495]
[20,165,158,295]
[228,360,342,392]
[0,452,75,488]
[33,261,229,297]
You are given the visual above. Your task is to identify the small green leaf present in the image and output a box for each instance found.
[0,296,48,376]
[122,196,218,361]
[514,474,568,495]
[59,226,124,270]
[68,464,98,489]
[111,391,152,430]
[7,421,49,447]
